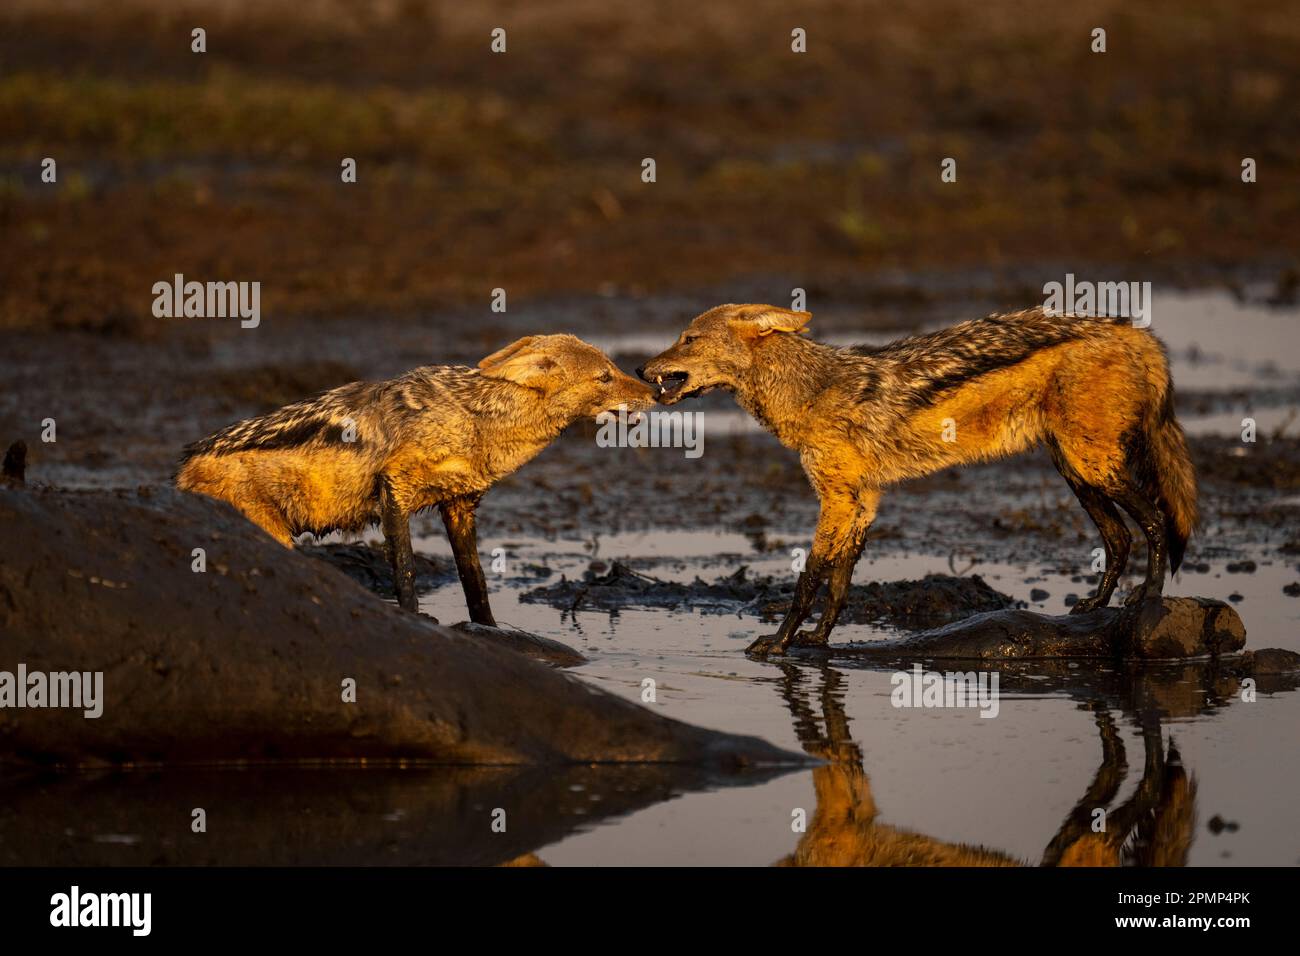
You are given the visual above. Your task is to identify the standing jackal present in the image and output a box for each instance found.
[178,335,655,619]
[639,304,1197,655]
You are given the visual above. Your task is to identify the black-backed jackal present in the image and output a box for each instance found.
[640,305,1198,655]
[178,335,655,620]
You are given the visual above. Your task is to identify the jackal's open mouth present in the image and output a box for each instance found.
[653,371,692,403]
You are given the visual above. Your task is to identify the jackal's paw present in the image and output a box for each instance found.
[745,634,787,657]
[790,629,829,648]
[1069,596,1107,615]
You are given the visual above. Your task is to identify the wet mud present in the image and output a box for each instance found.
[522,562,1022,629]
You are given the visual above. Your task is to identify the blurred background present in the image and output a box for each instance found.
[2,0,1297,335]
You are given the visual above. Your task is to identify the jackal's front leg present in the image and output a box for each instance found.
[748,487,877,656]
[379,478,419,613]
[746,554,832,656]
[801,490,879,646]
[440,494,496,627]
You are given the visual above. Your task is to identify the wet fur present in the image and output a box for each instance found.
[177,334,654,619]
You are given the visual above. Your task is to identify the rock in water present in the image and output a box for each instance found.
[1238,647,1300,675]
[1126,596,1246,659]
[0,485,803,770]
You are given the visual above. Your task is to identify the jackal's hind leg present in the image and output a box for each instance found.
[1112,483,1167,606]
[440,494,496,627]
[379,479,419,612]
[1065,481,1132,614]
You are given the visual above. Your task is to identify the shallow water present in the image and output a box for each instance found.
[405,526,1300,866]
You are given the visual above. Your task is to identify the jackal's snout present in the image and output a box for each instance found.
[480,333,654,418]
[637,360,693,405]
[598,367,658,417]
[640,304,811,405]
[637,337,700,405]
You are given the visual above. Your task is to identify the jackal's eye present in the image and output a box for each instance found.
[682,334,699,345]
[596,371,613,384]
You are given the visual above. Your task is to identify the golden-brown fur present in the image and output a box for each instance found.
[177,334,654,618]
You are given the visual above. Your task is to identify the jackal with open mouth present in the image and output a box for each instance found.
[640,304,1197,655]
[178,335,655,619]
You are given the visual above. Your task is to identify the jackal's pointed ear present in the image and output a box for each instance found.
[479,336,536,370]
[727,305,812,338]
[478,337,559,389]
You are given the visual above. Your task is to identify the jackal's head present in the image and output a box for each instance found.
[637,304,812,404]
[478,334,656,420]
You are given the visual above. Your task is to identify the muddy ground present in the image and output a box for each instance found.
[520,561,1026,628]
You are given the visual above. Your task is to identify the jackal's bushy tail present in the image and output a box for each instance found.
[1143,385,1198,573]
